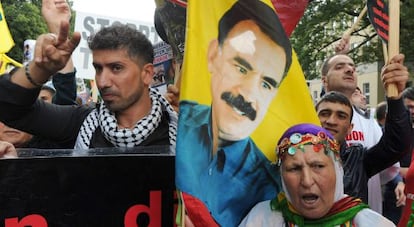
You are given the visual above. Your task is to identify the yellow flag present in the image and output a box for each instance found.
[176,0,319,225]
[179,0,319,161]
[0,53,22,74]
[0,1,15,53]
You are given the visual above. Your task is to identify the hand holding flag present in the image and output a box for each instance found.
[367,0,400,97]
[335,6,367,54]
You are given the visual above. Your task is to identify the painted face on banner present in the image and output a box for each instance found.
[208,20,287,142]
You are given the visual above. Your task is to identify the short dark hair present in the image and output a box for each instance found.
[41,81,56,95]
[88,24,154,66]
[402,87,414,101]
[40,86,56,95]
[217,0,292,77]
[316,91,354,123]
[320,54,354,77]
[321,54,337,77]
[376,101,387,121]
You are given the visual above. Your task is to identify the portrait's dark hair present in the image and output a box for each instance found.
[402,87,414,101]
[88,24,154,66]
[316,91,354,123]
[217,0,292,77]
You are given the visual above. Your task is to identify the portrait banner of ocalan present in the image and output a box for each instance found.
[175,0,319,226]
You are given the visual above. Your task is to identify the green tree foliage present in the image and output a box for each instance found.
[2,0,75,63]
[291,0,414,80]
[2,1,46,62]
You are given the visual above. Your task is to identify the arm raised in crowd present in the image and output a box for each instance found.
[42,0,71,35]
[10,21,80,90]
[364,54,412,177]
[42,0,78,105]
[42,0,75,76]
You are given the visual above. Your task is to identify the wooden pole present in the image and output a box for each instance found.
[337,6,367,54]
[343,5,367,39]
[382,42,388,64]
[173,60,182,89]
[387,0,400,97]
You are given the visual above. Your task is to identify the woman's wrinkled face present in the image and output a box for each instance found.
[281,145,336,219]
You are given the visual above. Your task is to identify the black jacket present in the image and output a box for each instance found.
[0,72,170,149]
[341,98,412,203]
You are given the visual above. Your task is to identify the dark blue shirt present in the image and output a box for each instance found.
[176,101,281,226]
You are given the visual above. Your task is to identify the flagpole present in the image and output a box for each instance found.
[337,6,367,54]
[382,42,388,64]
[387,0,399,97]
[343,5,367,39]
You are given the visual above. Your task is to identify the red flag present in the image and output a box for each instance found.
[155,0,309,46]
[367,0,389,43]
[168,0,187,8]
[271,0,309,37]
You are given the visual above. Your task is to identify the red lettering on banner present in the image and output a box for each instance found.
[5,214,48,227]
[124,190,161,227]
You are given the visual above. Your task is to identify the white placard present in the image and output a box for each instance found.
[73,11,161,79]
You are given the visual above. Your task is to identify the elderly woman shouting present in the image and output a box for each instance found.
[240,123,394,227]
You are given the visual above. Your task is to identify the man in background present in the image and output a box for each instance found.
[320,53,406,213]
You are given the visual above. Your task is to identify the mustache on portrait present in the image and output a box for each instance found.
[221,92,256,121]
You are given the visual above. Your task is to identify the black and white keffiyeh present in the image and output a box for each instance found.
[75,88,177,152]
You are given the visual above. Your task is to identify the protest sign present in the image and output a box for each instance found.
[0,148,175,227]
[73,12,161,79]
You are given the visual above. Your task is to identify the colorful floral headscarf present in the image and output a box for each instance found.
[275,123,343,203]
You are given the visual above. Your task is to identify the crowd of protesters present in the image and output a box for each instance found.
[0,0,413,226]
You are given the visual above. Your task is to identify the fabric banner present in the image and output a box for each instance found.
[271,0,309,37]
[175,0,319,226]
[0,53,22,74]
[367,0,389,43]
[0,148,175,227]
[0,1,14,54]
